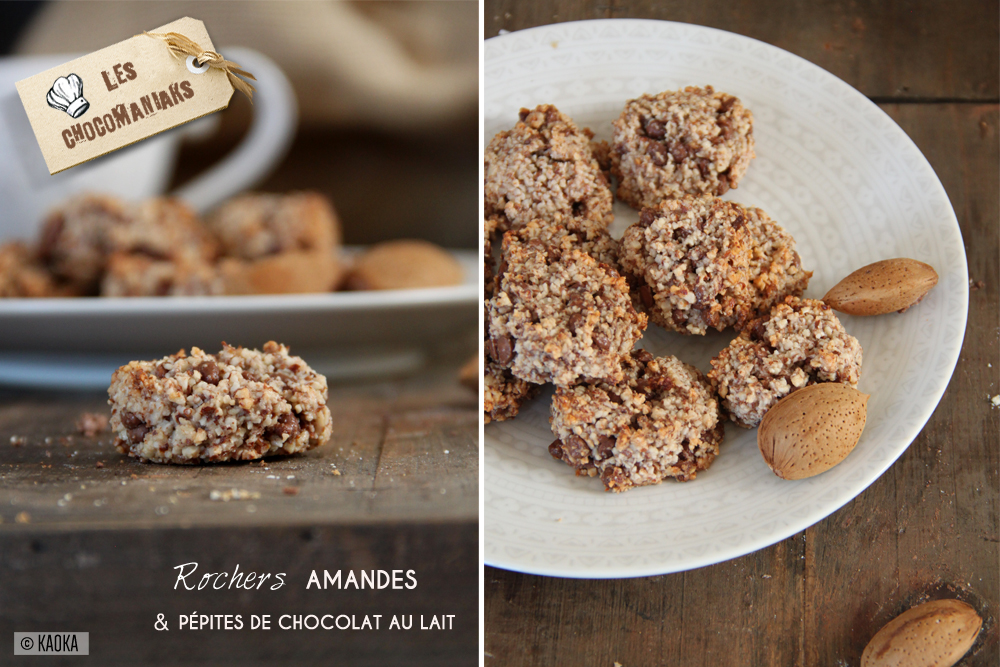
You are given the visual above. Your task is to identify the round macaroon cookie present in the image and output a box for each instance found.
[106,197,218,264]
[708,296,863,428]
[207,192,345,295]
[611,85,755,209]
[619,194,812,335]
[38,195,217,294]
[618,195,754,335]
[487,228,646,388]
[37,193,130,290]
[0,241,63,297]
[100,252,223,297]
[206,191,341,260]
[109,342,332,464]
[484,104,614,233]
[549,349,724,492]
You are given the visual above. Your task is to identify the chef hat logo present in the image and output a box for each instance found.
[46,73,90,118]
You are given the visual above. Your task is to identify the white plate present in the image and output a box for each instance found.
[484,20,968,578]
[0,250,478,388]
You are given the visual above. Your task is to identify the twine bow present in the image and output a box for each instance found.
[144,31,256,101]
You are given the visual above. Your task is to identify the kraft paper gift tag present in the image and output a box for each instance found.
[15,17,253,175]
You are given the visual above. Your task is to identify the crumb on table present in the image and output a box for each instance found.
[76,412,109,437]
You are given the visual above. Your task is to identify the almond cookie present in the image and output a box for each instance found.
[37,193,130,291]
[38,195,216,293]
[549,349,724,492]
[619,195,810,334]
[708,296,863,428]
[344,240,463,290]
[484,358,540,423]
[107,197,217,263]
[484,104,613,233]
[108,342,332,464]
[618,196,754,335]
[207,191,341,259]
[612,86,755,208]
[487,228,646,387]
[100,253,223,297]
[0,241,63,297]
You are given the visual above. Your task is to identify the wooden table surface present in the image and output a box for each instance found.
[484,2,999,665]
[0,350,479,666]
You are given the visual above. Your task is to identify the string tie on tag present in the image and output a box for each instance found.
[143,31,256,101]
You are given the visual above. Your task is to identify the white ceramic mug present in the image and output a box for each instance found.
[0,47,297,240]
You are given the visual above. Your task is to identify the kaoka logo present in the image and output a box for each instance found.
[46,73,90,118]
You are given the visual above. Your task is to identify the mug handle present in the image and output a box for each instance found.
[172,47,298,214]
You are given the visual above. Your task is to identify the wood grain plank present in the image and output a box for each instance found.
[486,536,806,666]
[484,0,999,101]
[373,407,478,499]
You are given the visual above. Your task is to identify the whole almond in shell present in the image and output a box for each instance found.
[757,383,868,480]
[861,598,982,667]
[823,258,938,315]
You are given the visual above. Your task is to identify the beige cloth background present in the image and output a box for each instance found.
[16,0,479,129]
